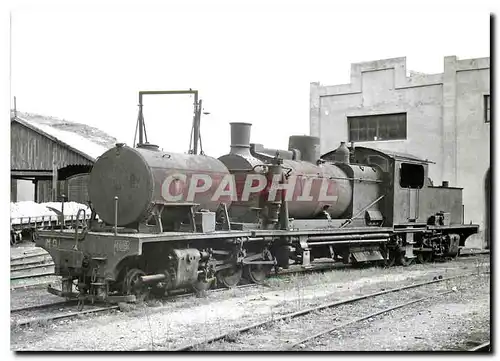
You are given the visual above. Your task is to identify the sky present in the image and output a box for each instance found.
[9,0,492,158]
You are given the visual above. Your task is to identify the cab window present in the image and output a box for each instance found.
[399,163,424,189]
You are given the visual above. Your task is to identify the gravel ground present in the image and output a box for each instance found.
[196,273,490,351]
[10,255,489,351]
[11,286,63,312]
[303,275,490,351]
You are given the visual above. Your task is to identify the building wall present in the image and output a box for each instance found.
[454,58,490,229]
[310,56,490,231]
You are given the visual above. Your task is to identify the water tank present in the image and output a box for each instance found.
[89,144,232,226]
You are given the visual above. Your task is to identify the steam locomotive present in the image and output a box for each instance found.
[34,96,479,304]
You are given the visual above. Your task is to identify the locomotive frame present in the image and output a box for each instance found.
[34,90,479,304]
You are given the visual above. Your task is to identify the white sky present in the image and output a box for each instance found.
[9,1,492,159]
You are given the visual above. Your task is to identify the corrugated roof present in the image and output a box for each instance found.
[12,111,117,161]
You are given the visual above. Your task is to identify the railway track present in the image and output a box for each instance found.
[10,268,488,351]
[165,271,485,351]
[12,304,119,328]
[11,282,262,330]
[468,341,490,352]
[11,262,54,273]
[11,300,77,314]
[10,252,50,262]
[11,260,54,270]
[11,270,55,281]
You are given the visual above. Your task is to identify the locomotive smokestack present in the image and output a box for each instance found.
[229,122,252,156]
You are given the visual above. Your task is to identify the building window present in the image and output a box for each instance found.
[347,113,407,142]
[485,95,490,123]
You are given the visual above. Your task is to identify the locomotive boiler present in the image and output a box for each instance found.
[33,89,480,305]
[218,122,354,222]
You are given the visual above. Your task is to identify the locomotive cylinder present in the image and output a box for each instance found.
[89,144,232,226]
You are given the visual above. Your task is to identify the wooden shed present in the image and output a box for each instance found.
[10,111,116,203]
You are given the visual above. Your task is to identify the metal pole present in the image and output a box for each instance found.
[9,13,12,111]
[136,90,200,151]
[193,99,201,155]
[138,93,144,145]
[339,194,385,228]
[114,196,118,235]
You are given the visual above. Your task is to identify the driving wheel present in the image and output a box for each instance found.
[217,266,243,288]
[397,251,415,267]
[192,276,214,293]
[122,268,148,301]
[416,251,433,264]
[244,264,273,284]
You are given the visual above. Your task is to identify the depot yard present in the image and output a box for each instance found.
[10,252,489,351]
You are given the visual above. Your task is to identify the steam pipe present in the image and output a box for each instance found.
[114,196,118,235]
[307,239,387,246]
[140,274,167,283]
[308,233,391,241]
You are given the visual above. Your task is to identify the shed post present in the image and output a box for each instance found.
[10,178,17,202]
[52,161,58,201]
[33,179,38,202]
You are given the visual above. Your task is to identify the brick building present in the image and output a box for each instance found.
[310,56,490,246]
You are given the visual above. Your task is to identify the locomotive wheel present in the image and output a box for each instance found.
[244,264,273,284]
[10,232,16,246]
[192,277,215,293]
[217,266,243,288]
[380,249,397,268]
[123,269,148,301]
[397,252,415,267]
[416,252,433,264]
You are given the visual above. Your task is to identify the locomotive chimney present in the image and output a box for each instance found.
[229,122,252,156]
[288,135,320,163]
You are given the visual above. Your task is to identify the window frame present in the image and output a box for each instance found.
[399,162,425,190]
[347,113,407,142]
[484,94,490,123]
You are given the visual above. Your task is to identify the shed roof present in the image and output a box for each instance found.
[11,111,117,162]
